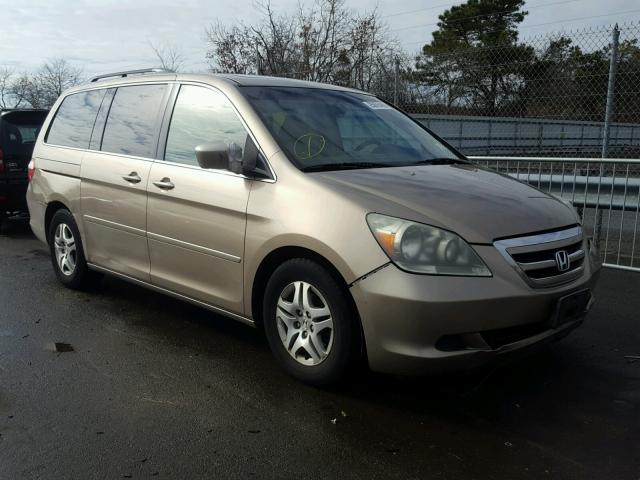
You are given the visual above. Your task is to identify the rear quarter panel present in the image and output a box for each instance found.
[28,93,84,242]
[28,142,83,244]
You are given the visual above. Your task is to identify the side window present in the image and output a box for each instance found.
[89,88,116,150]
[101,84,168,158]
[165,85,248,167]
[46,90,106,148]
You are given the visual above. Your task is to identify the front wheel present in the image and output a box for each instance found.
[263,258,361,387]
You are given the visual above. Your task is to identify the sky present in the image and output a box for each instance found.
[1,0,639,77]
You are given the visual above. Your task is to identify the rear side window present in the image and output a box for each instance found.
[101,84,168,158]
[164,85,248,166]
[89,88,116,150]
[46,90,106,148]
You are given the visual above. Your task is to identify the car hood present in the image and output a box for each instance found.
[311,163,579,244]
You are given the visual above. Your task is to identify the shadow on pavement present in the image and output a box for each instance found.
[0,217,33,238]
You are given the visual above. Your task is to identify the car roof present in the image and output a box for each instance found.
[213,74,366,92]
[66,72,369,96]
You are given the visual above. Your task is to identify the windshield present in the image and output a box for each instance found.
[240,87,461,172]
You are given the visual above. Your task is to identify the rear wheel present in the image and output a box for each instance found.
[48,209,101,289]
[263,258,361,387]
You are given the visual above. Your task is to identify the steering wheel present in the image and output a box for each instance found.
[354,139,383,152]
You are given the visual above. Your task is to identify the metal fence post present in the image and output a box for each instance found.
[602,24,620,159]
[393,57,400,106]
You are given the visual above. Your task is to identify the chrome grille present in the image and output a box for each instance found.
[494,226,586,288]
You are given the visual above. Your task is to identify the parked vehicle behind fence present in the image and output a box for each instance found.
[27,70,601,386]
[0,109,48,226]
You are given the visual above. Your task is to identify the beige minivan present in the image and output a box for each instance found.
[27,69,601,385]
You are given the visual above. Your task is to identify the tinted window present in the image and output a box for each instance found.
[89,88,116,150]
[101,84,167,158]
[165,85,248,166]
[46,90,106,148]
[1,111,47,157]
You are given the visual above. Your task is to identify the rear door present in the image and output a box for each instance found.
[80,83,170,281]
[146,84,252,313]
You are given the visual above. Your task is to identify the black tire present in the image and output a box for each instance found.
[263,258,361,387]
[48,209,102,290]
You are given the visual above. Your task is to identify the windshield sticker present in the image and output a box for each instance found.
[294,133,326,160]
[363,101,392,110]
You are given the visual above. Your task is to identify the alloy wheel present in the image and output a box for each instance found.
[276,281,334,366]
[53,223,77,276]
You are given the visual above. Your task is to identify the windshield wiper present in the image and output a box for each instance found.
[301,162,394,172]
[411,157,467,166]
[409,157,466,166]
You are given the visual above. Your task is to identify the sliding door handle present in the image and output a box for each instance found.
[152,178,175,190]
[122,172,141,183]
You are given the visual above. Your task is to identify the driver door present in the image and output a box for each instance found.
[146,84,252,314]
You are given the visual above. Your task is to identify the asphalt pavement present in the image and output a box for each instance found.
[0,220,638,480]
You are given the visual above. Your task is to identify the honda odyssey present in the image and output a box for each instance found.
[26,69,601,385]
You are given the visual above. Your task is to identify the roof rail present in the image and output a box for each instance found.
[90,68,175,83]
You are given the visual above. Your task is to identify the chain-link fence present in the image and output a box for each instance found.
[259,20,640,271]
[375,21,640,159]
[266,21,640,158]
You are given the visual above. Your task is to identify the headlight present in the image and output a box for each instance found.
[366,213,491,276]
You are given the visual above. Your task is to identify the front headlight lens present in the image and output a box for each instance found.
[366,213,491,276]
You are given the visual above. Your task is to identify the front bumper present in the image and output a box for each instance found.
[350,243,601,375]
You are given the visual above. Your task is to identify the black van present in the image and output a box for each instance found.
[0,109,48,224]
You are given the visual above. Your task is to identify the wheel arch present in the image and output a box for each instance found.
[250,246,360,329]
[44,200,71,242]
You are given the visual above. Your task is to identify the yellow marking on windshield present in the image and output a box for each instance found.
[294,133,326,160]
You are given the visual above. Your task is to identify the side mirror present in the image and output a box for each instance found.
[241,135,259,173]
[195,143,229,170]
[228,136,259,175]
[195,136,264,176]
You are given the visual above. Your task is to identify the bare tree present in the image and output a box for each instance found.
[0,67,33,108]
[205,22,257,74]
[0,59,82,109]
[33,58,84,108]
[295,0,351,82]
[8,73,32,108]
[0,67,16,108]
[149,41,185,72]
[204,0,402,94]
[250,1,299,75]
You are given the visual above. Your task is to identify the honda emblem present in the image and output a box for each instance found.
[555,250,571,272]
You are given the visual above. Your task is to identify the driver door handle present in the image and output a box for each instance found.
[152,178,175,190]
[122,172,141,184]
